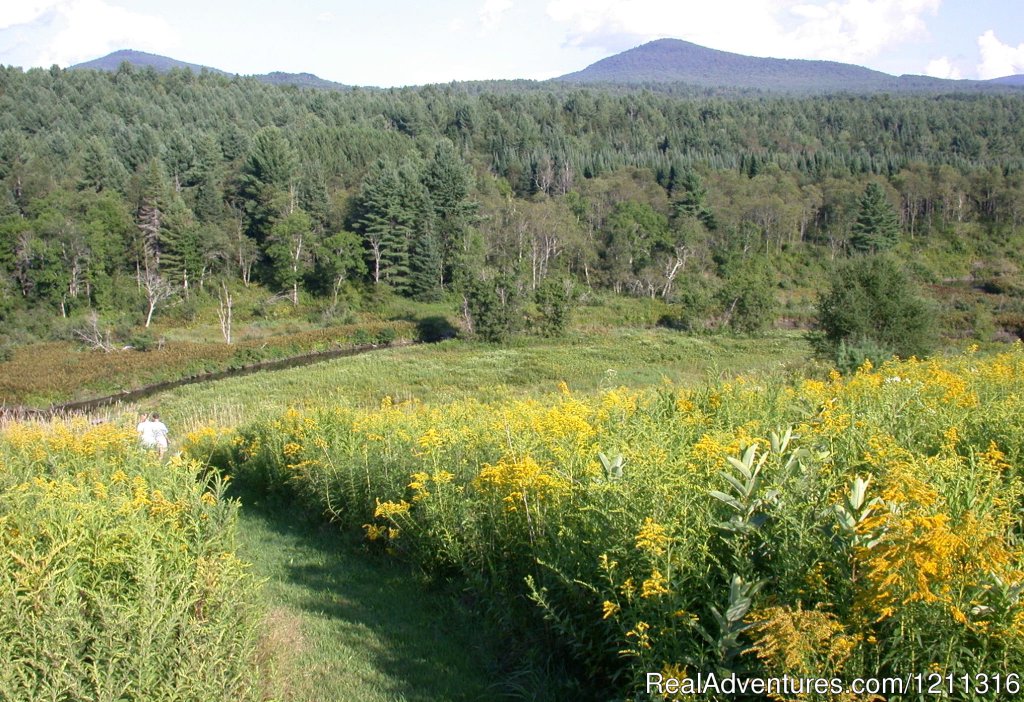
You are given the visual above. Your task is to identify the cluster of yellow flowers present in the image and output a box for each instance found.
[224,345,1024,696]
[475,453,570,513]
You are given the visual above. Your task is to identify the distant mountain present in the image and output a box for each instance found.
[990,74,1024,86]
[66,44,1023,95]
[555,39,1020,93]
[69,50,350,90]
[70,49,226,75]
[254,71,350,91]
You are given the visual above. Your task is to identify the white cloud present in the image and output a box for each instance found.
[0,1,64,29]
[0,0,178,68]
[545,0,941,65]
[925,56,960,79]
[480,0,513,30]
[977,29,1024,80]
[786,0,941,64]
[790,3,830,19]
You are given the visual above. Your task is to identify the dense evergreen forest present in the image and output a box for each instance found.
[2,63,1023,345]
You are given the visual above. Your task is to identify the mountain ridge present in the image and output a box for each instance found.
[68,49,352,91]
[555,38,1023,93]
[65,43,1024,94]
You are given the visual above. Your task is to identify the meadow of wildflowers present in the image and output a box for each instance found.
[200,345,1024,699]
[0,419,262,701]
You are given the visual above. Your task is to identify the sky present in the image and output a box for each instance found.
[1,0,1023,87]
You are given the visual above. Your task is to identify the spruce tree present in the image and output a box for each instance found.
[423,141,477,288]
[239,127,297,243]
[850,182,901,253]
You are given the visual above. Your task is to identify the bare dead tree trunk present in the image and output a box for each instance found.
[74,311,116,352]
[217,282,234,344]
[142,270,176,328]
[461,295,474,335]
[369,238,382,284]
[291,232,303,305]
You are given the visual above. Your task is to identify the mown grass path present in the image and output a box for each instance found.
[232,488,503,702]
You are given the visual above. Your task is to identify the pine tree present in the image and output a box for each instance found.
[190,134,224,224]
[671,168,717,230]
[133,158,172,276]
[356,162,412,292]
[239,127,297,243]
[356,159,434,295]
[850,181,901,253]
[534,276,573,337]
[78,137,126,194]
[158,199,203,294]
[423,140,477,288]
[463,273,520,342]
[408,228,443,301]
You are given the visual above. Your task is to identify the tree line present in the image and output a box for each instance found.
[1,63,1022,340]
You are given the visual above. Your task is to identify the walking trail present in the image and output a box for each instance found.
[232,487,506,702]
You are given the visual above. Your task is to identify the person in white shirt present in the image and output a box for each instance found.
[137,412,170,458]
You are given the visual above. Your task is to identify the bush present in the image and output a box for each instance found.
[533,277,574,337]
[375,327,397,345]
[815,255,936,362]
[463,275,521,343]
[718,270,778,335]
[659,285,714,332]
[127,331,156,352]
[833,336,894,374]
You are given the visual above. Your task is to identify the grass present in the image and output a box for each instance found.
[0,319,415,407]
[232,481,543,702]
[145,329,812,436]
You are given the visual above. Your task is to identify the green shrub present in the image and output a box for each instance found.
[660,285,714,332]
[718,270,778,335]
[463,274,521,343]
[416,315,458,343]
[833,336,894,374]
[533,277,574,337]
[127,331,156,352]
[815,254,936,362]
[375,326,397,345]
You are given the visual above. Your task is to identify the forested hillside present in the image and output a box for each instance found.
[2,62,1023,348]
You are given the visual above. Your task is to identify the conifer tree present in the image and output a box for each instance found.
[78,137,126,194]
[423,140,477,288]
[850,182,901,253]
[239,127,297,243]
